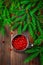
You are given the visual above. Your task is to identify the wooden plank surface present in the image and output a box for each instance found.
[0,29,39,65]
[0,34,11,65]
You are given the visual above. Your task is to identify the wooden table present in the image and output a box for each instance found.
[0,29,39,65]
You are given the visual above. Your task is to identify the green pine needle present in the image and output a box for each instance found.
[22,23,28,32]
[24,52,39,63]
[25,46,39,53]
[18,24,22,34]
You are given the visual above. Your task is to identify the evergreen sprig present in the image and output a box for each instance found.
[24,46,43,65]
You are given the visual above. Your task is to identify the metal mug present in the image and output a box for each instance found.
[11,31,33,52]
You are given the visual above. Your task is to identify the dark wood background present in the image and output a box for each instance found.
[0,29,39,65]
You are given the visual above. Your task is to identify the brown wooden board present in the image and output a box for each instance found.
[0,29,39,65]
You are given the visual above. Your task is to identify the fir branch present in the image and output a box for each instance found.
[25,46,39,53]
[24,52,39,63]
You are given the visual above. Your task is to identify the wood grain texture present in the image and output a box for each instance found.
[0,29,39,65]
[0,34,11,65]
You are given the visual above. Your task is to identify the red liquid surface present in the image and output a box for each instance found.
[12,35,27,50]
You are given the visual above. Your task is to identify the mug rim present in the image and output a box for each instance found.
[11,33,29,51]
